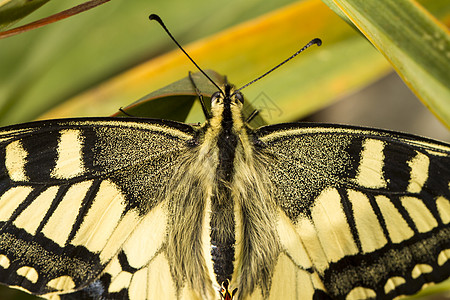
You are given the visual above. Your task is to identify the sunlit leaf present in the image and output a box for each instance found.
[0,0,110,39]
[0,0,50,30]
[322,0,450,127]
[113,70,267,126]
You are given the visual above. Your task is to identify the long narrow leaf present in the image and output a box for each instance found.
[0,0,50,30]
[322,0,450,127]
[0,0,110,39]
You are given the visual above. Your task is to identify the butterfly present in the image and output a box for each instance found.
[0,14,449,300]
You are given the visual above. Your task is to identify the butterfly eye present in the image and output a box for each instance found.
[234,92,244,104]
[211,91,222,104]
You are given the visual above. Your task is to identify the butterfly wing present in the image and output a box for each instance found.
[255,123,450,299]
[0,117,197,298]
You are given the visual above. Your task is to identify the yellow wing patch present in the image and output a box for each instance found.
[109,271,132,294]
[400,196,438,232]
[41,181,92,246]
[267,253,319,300]
[356,139,386,189]
[13,186,59,235]
[0,186,33,221]
[438,249,450,266]
[436,196,450,224]
[47,276,75,291]
[348,190,387,253]
[122,202,167,269]
[16,266,38,284]
[310,188,358,263]
[0,254,10,269]
[276,208,312,269]
[146,253,176,299]
[411,264,433,279]
[384,277,406,294]
[406,152,429,193]
[71,180,126,252]
[346,287,376,299]
[5,140,28,182]
[100,209,141,263]
[375,195,414,243]
[295,216,329,273]
[51,130,85,180]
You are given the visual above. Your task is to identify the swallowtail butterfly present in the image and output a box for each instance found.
[0,14,449,300]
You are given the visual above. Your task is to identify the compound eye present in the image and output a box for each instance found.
[234,92,244,104]
[211,91,222,103]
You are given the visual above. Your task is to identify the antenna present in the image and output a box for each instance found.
[149,14,224,94]
[150,14,322,96]
[234,38,322,93]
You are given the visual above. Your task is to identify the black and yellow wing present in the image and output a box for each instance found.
[0,117,449,299]
[255,123,450,299]
[0,117,197,299]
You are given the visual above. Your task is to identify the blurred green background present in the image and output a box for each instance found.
[0,0,449,141]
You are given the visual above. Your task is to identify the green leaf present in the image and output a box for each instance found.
[113,70,225,120]
[321,0,450,127]
[0,0,50,30]
[112,70,267,126]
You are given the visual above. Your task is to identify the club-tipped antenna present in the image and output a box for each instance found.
[234,38,322,93]
[149,14,223,94]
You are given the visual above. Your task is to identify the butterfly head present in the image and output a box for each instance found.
[210,84,244,120]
